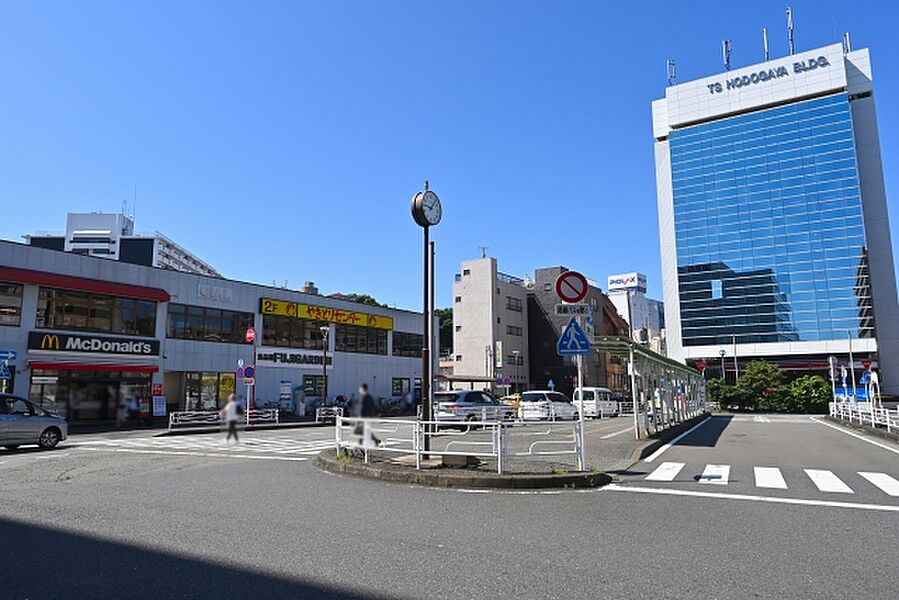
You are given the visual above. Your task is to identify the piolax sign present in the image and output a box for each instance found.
[706,56,831,95]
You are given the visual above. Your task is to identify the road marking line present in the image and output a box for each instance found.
[79,447,309,461]
[805,469,853,493]
[645,462,685,482]
[810,417,899,456]
[753,415,771,423]
[699,464,730,485]
[858,472,899,497]
[754,467,787,489]
[643,416,712,463]
[600,427,634,439]
[604,484,899,513]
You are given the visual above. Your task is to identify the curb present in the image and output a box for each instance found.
[630,412,713,461]
[824,415,899,444]
[314,449,612,489]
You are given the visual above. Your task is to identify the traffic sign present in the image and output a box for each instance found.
[245,327,256,344]
[0,364,10,380]
[696,360,707,372]
[547,379,556,391]
[555,271,588,304]
[555,303,590,316]
[238,358,245,368]
[152,383,163,397]
[860,371,872,385]
[0,350,16,361]
[236,367,245,379]
[244,365,255,378]
[557,317,591,356]
[243,377,255,386]
[861,359,872,370]
[504,376,511,386]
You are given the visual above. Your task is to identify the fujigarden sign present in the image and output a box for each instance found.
[257,349,333,368]
[28,332,160,356]
[706,56,831,95]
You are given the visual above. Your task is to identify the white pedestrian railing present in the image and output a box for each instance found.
[315,406,344,423]
[335,417,584,474]
[829,402,898,433]
[167,408,280,430]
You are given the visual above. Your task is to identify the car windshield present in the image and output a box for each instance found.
[580,390,594,400]
[520,393,545,403]
[547,393,571,403]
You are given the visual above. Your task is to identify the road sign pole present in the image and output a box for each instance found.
[576,339,586,471]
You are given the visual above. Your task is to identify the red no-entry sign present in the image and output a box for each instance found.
[245,327,256,344]
[861,359,872,370]
[555,271,588,303]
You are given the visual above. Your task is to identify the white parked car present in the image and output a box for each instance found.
[435,391,516,423]
[518,391,578,421]
[573,387,619,418]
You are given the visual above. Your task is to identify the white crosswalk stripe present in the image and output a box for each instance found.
[645,462,685,481]
[858,472,899,497]
[805,469,854,494]
[753,467,787,489]
[698,464,730,485]
[74,435,335,458]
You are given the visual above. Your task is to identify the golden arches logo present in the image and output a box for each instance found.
[40,334,60,350]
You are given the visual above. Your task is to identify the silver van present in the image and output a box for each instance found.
[1,394,68,450]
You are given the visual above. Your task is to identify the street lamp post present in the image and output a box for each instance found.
[719,349,727,383]
[512,349,521,394]
[320,325,330,407]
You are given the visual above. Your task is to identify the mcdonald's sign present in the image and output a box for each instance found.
[28,332,160,356]
[39,334,60,350]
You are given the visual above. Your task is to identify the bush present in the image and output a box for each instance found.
[787,375,831,414]
[707,364,833,413]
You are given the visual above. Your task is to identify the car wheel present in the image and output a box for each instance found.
[38,427,61,449]
[4,445,19,450]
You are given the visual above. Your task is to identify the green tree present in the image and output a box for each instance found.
[352,294,383,307]
[707,378,750,411]
[435,308,453,357]
[736,361,784,411]
[788,375,831,414]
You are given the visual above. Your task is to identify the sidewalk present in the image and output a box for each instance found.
[67,415,327,437]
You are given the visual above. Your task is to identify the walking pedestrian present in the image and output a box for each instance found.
[351,383,381,447]
[220,393,240,444]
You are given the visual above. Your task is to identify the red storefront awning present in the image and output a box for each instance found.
[0,266,170,302]
[29,361,159,373]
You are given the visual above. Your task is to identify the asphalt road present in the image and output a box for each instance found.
[1,414,897,599]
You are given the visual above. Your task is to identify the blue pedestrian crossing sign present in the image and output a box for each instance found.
[557,317,591,356]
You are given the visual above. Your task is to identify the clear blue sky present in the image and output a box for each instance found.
[3,1,898,310]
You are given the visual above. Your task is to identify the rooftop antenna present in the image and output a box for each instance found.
[763,27,770,61]
[786,6,795,55]
[666,58,676,85]
[842,31,852,54]
[722,39,732,71]
[479,246,489,259]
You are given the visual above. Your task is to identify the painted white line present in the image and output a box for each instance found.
[600,427,634,440]
[79,447,309,462]
[698,464,730,485]
[35,452,72,460]
[810,417,899,456]
[604,484,899,513]
[858,472,899,497]
[805,469,853,494]
[753,415,771,423]
[645,462,685,482]
[754,467,787,489]
[643,416,712,463]
[0,460,7,465]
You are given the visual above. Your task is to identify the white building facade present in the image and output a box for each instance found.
[607,272,666,355]
[653,43,899,392]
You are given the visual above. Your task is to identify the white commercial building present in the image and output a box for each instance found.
[653,42,899,392]
[451,257,529,393]
[606,272,666,355]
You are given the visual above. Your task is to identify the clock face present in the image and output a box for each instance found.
[422,190,442,225]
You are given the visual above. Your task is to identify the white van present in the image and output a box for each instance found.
[573,387,618,418]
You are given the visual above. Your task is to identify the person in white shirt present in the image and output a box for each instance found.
[219,393,240,444]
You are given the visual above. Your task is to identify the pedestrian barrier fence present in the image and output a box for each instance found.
[829,402,898,433]
[167,408,280,430]
[316,406,344,423]
[335,416,584,474]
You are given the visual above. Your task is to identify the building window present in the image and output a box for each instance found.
[392,331,423,358]
[261,314,326,349]
[167,304,255,344]
[455,325,461,332]
[462,269,470,276]
[183,371,235,410]
[335,324,388,355]
[710,280,723,300]
[391,377,411,397]
[455,354,462,361]
[507,325,523,336]
[543,283,552,292]
[454,296,462,303]
[0,282,23,326]
[506,354,523,366]
[506,296,522,312]
[35,287,156,337]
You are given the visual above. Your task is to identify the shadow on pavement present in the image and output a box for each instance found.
[665,414,732,448]
[0,517,387,600]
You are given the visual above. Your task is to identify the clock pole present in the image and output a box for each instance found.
[421,181,431,453]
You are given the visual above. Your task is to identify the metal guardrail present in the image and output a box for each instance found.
[167,409,280,430]
[335,417,584,474]
[829,402,898,433]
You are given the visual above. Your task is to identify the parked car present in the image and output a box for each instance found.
[518,391,578,421]
[573,387,619,418]
[0,394,68,450]
[435,391,516,423]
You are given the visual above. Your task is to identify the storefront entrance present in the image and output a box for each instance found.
[28,368,151,423]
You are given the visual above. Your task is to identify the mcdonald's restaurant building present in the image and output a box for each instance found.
[0,240,432,425]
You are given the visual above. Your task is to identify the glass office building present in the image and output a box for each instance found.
[654,43,899,392]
